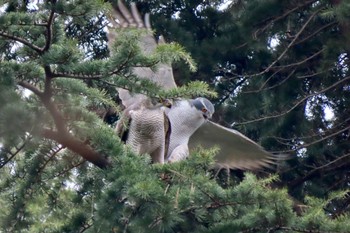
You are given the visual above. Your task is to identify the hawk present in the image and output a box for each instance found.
[108,1,280,170]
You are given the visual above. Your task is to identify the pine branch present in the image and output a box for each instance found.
[37,145,64,175]
[41,96,66,133]
[0,4,56,54]
[0,141,28,169]
[17,81,44,97]
[51,54,130,79]
[52,72,104,79]
[54,160,86,178]
[18,76,111,169]
[41,129,110,169]
[42,9,56,52]
[0,30,43,53]
[19,78,66,133]
[243,226,333,233]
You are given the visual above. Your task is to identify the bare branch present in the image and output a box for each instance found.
[272,125,350,153]
[273,48,325,70]
[297,69,330,79]
[251,9,321,78]
[226,8,323,82]
[289,153,350,189]
[241,48,324,94]
[253,0,316,39]
[273,117,350,142]
[243,69,295,94]
[236,75,350,125]
[294,21,337,46]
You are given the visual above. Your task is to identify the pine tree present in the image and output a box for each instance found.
[147,0,350,211]
[0,0,349,232]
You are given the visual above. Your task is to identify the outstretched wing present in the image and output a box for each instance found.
[188,121,278,170]
[107,1,176,108]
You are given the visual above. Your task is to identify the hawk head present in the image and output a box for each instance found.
[191,97,215,120]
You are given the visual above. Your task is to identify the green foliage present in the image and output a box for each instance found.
[0,0,349,232]
[159,81,218,99]
[95,27,213,100]
[92,150,287,232]
[320,1,350,22]
[156,42,197,72]
[50,0,107,25]
[41,39,82,66]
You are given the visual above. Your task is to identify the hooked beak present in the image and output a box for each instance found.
[203,112,212,120]
[162,99,173,108]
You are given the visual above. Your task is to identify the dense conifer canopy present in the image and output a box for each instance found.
[0,0,349,232]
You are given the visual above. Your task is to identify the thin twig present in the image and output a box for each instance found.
[37,145,64,174]
[243,69,295,94]
[55,160,86,178]
[253,0,316,39]
[289,153,350,188]
[0,142,27,169]
[294,21,337,46]
[270,123,350,153]
[235,75,350,125]
[250,9,321,78]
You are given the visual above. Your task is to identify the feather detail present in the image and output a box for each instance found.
[189,121,284,170]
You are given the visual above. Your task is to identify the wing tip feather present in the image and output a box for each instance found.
[144,13,151,30]
[214,153,290,171]
[130,2,144,28]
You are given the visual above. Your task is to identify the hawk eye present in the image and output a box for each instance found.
[163,99,172,108]
[202,108,208,113]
